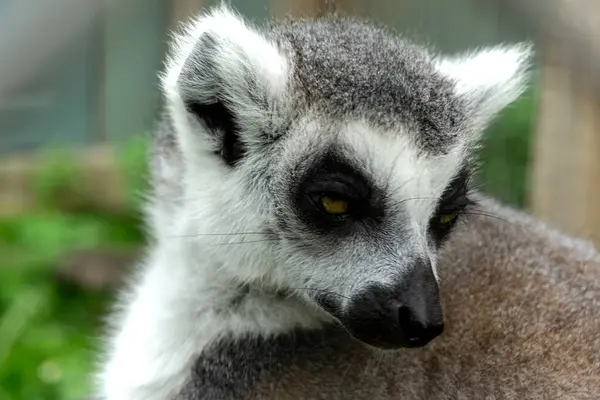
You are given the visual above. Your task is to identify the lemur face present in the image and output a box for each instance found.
[162,6,530,349]
[269,118,473,348]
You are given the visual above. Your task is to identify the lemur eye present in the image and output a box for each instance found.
[319,196,349,215]
[439,213,458,225]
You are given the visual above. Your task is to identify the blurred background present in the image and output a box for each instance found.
[0,0,598,398]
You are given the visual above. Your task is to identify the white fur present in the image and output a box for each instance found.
[98,208,329,400]
[342,121,465,228]
[98,120,330,399]
[96,7,312,400]
[436,43,532,132]
[162,4,288,99]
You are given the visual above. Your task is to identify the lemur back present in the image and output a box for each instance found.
[97,6,600,400]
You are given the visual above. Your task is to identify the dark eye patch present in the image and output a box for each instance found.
[428,166,473,246]
[293,150,385,235]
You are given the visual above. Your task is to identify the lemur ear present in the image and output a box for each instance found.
[436,43,533,134]
[162,5,289,167]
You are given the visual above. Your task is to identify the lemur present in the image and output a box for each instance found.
[96,5,600,400]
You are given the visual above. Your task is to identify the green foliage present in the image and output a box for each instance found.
[32,149,83,211]
[477,81,539,207]
[0,137,146,400]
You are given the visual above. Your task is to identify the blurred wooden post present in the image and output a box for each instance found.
[529,17,600,245]
[271,0,364,17]
[170,0,203,29]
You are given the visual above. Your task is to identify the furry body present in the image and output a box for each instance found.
[178,197,600,399]
[97,5,600,400]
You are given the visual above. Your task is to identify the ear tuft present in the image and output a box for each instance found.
[162,4,289,97]
[160,4,289,167]
[436,43,533,129]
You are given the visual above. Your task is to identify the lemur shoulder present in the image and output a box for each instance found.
[96,5,600,400]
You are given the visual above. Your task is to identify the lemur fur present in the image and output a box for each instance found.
[96,5,600,400]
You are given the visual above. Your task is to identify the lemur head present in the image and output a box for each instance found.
[160,5,531,350]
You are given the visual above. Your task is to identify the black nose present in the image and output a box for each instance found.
[393,301,444,348]
[339,259,444,349]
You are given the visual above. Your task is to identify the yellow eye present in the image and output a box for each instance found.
[439,213,458,225]
[320,196,349,215]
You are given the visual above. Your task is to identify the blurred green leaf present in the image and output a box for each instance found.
[32,149,83,211]
[0,139,146,399]
[477,79,538,206]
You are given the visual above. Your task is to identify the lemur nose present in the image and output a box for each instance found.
[340,258,444,349]
[391,260,444,347]
[392,301,444,348]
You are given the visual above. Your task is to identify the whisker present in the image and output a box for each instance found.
[168,231,276,239]
[459,209,530,234]
[209,238,282,246]
[396,196,440,205]
[290,287,352,301]
[461,210,510,222]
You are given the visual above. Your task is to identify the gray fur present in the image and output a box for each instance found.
[269,18,467,154]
